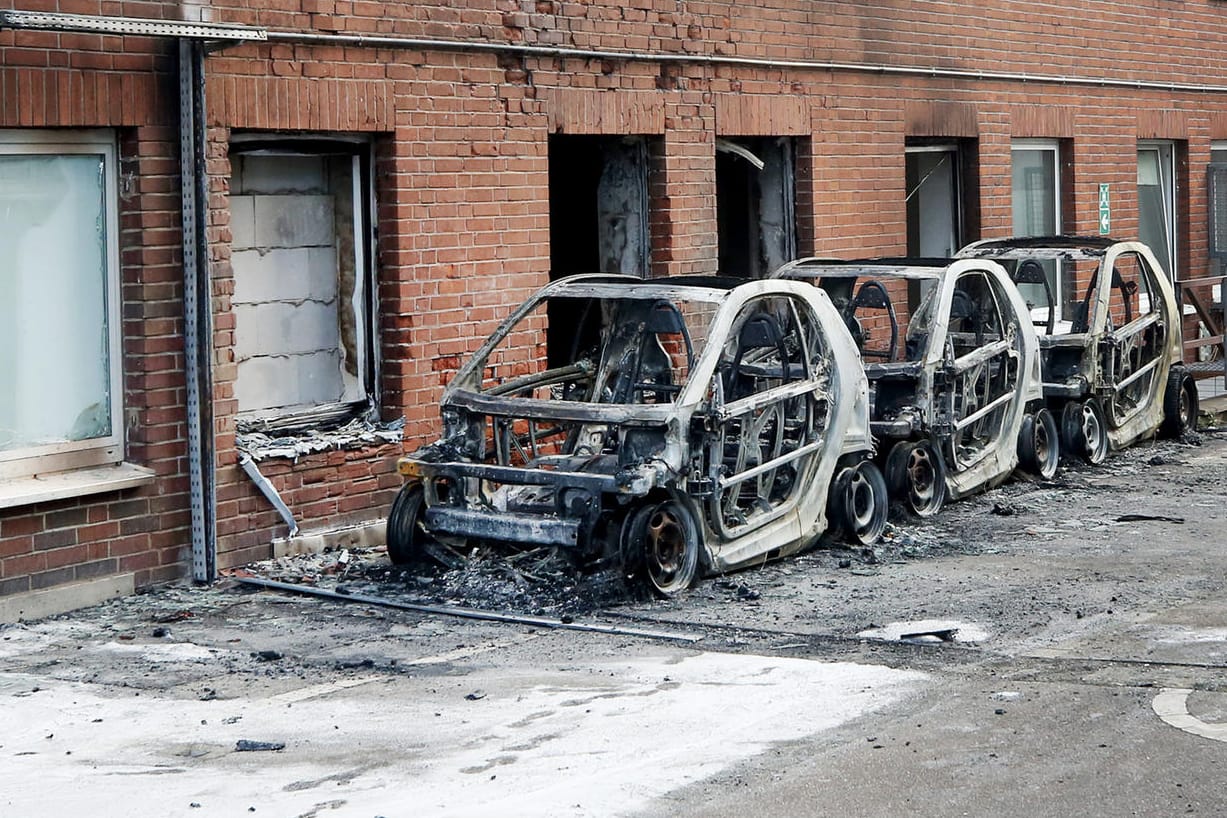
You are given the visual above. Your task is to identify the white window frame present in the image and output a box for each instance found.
[1011,139,1064,321]
[905,142,964,257]
[1138,140,1178,281]
[0,130,123,480]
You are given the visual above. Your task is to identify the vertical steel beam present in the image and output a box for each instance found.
[179,40,216,582]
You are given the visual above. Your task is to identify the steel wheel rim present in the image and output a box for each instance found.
[1081,403,1102,454]
[644,503,694,593]
[847,470,875,531]
[907,446,936,505]
[1179,385,1192,428]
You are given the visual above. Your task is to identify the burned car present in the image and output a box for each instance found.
[957,237,1197,463]
[386,275,887,596]
[772,257,1051,516]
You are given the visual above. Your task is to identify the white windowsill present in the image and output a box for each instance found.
[0,463,156,510]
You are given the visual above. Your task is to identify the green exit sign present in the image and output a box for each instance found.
[1098,184,1111,236]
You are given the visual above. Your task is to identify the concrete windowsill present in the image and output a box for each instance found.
[0,463,156,510]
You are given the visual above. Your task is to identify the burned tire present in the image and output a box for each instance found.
[1018,408,1060,480]
[1161,368,1199,438]
[831,459,889,545]
[886,439,946,518]
[386,482,431,565]
[625,498,700,598]
[1063,398,1109,465]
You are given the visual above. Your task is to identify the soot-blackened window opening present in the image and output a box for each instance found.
[716,137,797,278]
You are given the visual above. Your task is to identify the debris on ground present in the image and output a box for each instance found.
[234,740,285,752]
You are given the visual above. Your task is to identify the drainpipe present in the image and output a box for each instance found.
[178,39,217,583]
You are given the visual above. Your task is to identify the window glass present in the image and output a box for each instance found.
[906,147,960,257]
[1011,145,1063,319]
[1138,144,1176,278]
[0,152,113,454]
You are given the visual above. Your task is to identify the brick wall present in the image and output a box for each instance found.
[5,0,1227,600]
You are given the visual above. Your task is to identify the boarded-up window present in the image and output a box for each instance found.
[230,142,376,427]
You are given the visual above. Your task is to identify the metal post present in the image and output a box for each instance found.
[179,40,216,582]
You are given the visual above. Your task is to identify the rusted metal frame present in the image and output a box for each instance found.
[1112,354,1162,393]
[864,361,925,378]
[951,389,1014,432]
[236,577,704,643]
[1104,310,1161,344]
[485,362,594,397]
[947,337,1012,374]
[424,506,580,547]
[717,439,825,490]
[449,390,674,425]
[411,460,616,493]
[715,379,820,422]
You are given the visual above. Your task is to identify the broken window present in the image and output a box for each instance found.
[716,138,797,278]
[711,296,824,532]
[548,135,651,279]
[0,131,123,479]
[905,142,967,257]
[548,135,652,367]
[230,138,378,430]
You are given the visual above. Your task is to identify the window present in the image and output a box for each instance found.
[1138,141,1177,279]
[548,135,651,279]
[716,138,797,278]
[1011,140,1066,319]
[230,139,378,428]
[906,143,963,257]
[0,131,123,480]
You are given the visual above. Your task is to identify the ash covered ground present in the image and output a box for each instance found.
[233,427,1217,622]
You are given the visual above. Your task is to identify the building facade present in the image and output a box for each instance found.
[2,0,1225,618]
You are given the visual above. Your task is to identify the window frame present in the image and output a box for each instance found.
[228,134,381,432]
[905,141,964,257]
[1010,139,1065,321]
[0,129,124,480]
[1137,140,1178,281]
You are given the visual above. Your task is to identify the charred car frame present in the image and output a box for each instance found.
[957,237,1197,463]
[772,257,1052,516]
[387,275,887,596]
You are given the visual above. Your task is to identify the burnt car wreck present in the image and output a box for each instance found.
[772,257,1052,516]
[387,275,886,596]
[957,237,1197,463]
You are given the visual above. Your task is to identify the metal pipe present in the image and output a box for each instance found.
[265,29,1227,96]
[5,10,1227,95]
[237,576,705,643]
[239,455,299,538]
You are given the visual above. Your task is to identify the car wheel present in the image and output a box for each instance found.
[387,482,431,565]
[1073,398,1110,465]
[834,459,889,545]
[627,498,700,598]
[1161,368,1200,438]
[1018,408,1060,480]
[887,440,946,517]
[1059,401,1082,458]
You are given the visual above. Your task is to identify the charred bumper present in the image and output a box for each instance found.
[425,507,581,547]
